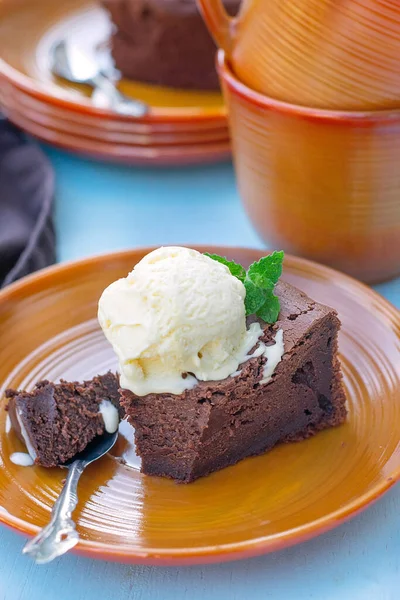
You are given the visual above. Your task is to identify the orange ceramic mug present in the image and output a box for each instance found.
[218,51,400,283]
[198,0,400,110]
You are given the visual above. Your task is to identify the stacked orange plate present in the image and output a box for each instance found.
[0,0,230,165]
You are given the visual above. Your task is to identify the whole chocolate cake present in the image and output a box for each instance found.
[6,372,121,467]
[119,281,346,482]
[101,0,240,89]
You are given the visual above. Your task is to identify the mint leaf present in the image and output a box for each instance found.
[247,251,284,288]
[244,279,266,316]
[204,253,246,282]
[256,290,281,324]
[247,270,274,290]
[204,250,285,324]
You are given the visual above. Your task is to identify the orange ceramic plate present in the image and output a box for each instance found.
[0,247,399,565]
[0,84,230,146]
[0,108,231,165]
[0,0,226,124]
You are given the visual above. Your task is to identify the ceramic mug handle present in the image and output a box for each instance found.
[197,0,239,55]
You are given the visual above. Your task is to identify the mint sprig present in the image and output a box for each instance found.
[205,251,284,324]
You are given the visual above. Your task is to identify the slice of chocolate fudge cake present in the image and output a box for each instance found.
[120,281,346,482]
[6,372,121,467]
[101,0,240,89]
[98,247,347,484]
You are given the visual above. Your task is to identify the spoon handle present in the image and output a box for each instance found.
[91,73,148,118]
[23,460,86,564]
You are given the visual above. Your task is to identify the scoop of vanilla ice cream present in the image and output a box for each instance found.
[98,246,258,396]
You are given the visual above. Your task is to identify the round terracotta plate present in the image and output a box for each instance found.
[0,247,399,565]
[0,107,231,166]
[0,0,226,123]
[0,80,230,165]
[0,83,230,145]
[0,0,230,165]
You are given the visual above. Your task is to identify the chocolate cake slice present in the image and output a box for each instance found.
[120,282,347,483]
[6,372,121,468]
[102,0,240,89]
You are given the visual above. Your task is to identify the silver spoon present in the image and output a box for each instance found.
[51,40,149,118]
[23,431,118,564]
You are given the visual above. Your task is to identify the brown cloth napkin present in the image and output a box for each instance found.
[0,118,56,288]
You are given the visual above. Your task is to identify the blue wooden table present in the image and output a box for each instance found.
[1,148,399,600]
